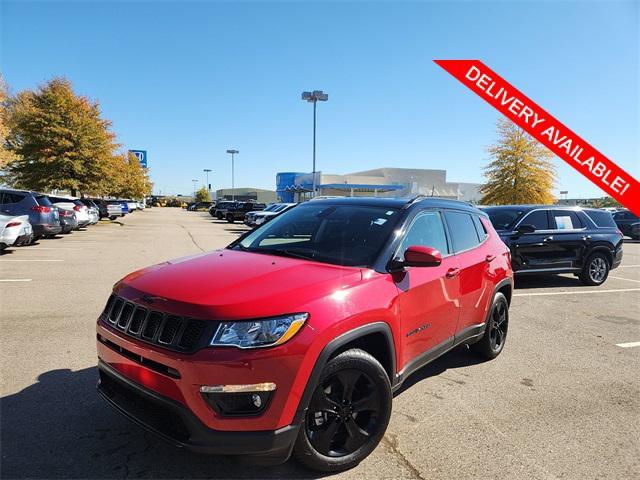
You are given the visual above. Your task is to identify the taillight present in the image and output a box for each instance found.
[5,221,22,228]
[30,205,51,213]
[73,205,82,212]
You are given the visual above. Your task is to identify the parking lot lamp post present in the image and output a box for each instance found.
[226,149,239,201]
[192,179,198,201]
[301,90,328,197]
[203,169,212,197]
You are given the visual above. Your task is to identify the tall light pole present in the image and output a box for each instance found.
[226,149,239,200]
[301,90,328,198]
[192,179,198,200]
[203,169,212,198]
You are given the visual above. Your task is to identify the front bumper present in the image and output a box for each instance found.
[97,360,300,458]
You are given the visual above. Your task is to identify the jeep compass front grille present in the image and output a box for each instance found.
[100,294,216,353]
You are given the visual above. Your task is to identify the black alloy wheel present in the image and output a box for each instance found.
[306,369,380,457]
[472,291,509,359]
[294,349,391,472]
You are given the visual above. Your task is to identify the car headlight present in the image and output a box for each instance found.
[210,313,308,349]
[255,216,265,225]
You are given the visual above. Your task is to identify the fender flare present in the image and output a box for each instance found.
[293,321,396,424]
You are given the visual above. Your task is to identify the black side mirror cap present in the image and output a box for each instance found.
[516,224,536,235]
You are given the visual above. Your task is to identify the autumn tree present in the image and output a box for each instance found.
[102,152,152,199]
[480,118,556,205]
[195,186,211,202]
[0,74,17,168]
[3,77,118,194]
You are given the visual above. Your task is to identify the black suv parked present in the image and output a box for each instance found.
[483,205,623,285]
[225,202,266,223]
[612,210,640,240]
[210,201,236,220]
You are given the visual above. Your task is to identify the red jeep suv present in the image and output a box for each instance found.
[97,197,513,471]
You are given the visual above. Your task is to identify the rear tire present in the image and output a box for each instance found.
[293,349,392,472]
[216,212,223,220]
[472,292,509,360]
[226,214,235,223]
[579,252,610,286]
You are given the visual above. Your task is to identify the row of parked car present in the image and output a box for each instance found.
[0,188,146,251]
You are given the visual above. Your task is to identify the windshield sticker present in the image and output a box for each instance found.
[373,218,388,226]
[385,210,394,216]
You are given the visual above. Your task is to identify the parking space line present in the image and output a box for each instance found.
[0,278,32,282]
[514,288,640,297]
[0,259,63,262]
[618,265,640,268]
[608,276,640,283]
[615,342,640,348]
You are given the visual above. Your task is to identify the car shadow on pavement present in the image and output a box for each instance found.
[393,345,487,397]
[0,368,324,479]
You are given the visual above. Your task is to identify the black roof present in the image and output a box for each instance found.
[481,204,594,212]
[303,196,482,213]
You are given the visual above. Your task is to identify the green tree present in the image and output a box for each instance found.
[3,77,118,194]
[480,118,556,205]
[195,186,211,202]
[0,74,17,168]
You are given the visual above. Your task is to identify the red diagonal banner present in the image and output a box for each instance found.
[434,60,639,215]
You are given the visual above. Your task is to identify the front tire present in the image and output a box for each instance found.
[472,292,509,359]
[226,214,235,223]
[579,252,610,286]
[293,349,392,472]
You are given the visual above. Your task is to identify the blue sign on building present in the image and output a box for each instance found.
[129,150,148,168]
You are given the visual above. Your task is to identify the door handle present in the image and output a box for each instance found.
[582,235,592,241]
[485,254,496,263]
[543,236,553,242]
[445,268,460,279]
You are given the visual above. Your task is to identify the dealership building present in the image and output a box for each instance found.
[276,168,481,203]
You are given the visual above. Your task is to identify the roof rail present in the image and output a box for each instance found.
[402,194,427,209]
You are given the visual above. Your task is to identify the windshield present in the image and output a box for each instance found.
[483,207,525,230]
[233,204,402,267]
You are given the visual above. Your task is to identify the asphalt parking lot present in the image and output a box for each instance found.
[1,207,638,479]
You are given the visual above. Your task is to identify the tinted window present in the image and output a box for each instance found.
[236,204,402,267]
[585,210,617,228]
[484,207,526,230]
[520,210,549,230]
[551,210,583,230]
[472,215,488,240]
[35,195,52,207]
[398,211,449,259]
[444,211,480,252]
[1,192,26,204]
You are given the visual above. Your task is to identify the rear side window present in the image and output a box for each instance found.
[1,192,26,204]
[398,211,449,258]
[520,210,550,230]
[35,195,52,207]
[551,210,583,230]
[585,210,617,228]
[472,215,488,241]
[444,211,481,253]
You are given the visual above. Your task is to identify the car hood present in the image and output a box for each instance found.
[117,249,363,319]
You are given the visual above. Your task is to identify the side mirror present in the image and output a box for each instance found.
[516,224,535,235]
[403,245,442,267]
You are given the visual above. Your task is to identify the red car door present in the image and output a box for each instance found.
[392,210,460,370]
[443,210,493,334]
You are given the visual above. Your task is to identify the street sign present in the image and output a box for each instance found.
[129,150,148,168]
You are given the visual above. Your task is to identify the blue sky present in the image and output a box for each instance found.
[2,1,638,198]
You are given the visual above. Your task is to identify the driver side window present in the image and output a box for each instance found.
[397,211,449,261]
